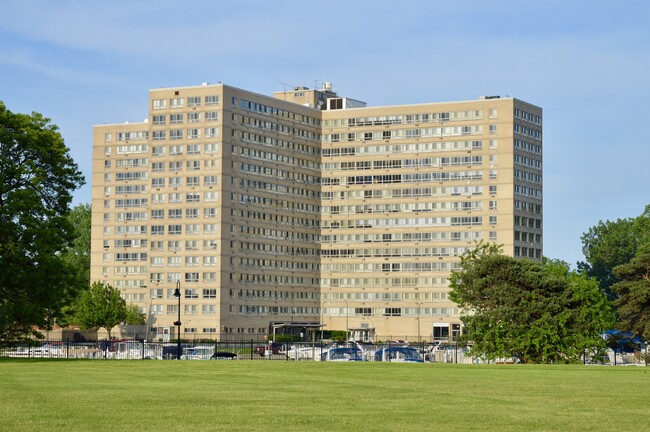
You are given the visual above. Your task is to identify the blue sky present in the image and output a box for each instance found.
[1,0,649,266]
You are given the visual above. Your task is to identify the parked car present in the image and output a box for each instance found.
[321,346,365,362]
[181,347,214,360]
[211,351,237,360]
[257,343,285,356]
[160,345,183,360]
[375,346,424,363]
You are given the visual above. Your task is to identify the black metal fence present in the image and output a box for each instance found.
[0,339,454,362]
[0,340,262,360]
[1,339,645,364]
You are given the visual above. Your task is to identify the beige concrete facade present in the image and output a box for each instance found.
[91,83,542,342]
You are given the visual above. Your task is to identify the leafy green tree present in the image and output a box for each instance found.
[57,204,91,327]
[580,205,650,296]
[125,304,146,325]
[60,204,91,292]
[0,102,84,340]
[611,253,650,340]
[449,243,614,363]
[77,282,127,340]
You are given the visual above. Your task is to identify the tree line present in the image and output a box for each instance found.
[1,102,648,362]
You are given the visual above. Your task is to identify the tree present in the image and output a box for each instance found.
[60,204,91,292]
[125,304,146,325]
[449,243,614,363]
[77,282,127,340]
[579,205,650,297]
[57,204,91,327]
[611,253,650,340]
[0,102,84,340]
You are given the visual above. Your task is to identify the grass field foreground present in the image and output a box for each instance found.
[1,359,648,431]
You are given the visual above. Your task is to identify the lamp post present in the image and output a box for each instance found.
[345,299,349,343]
[417,302,422,343]
[320,301,329,342]
[173,280,181,360]
[320,302,324,342]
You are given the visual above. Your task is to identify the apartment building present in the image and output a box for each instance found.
[91,82,542,342]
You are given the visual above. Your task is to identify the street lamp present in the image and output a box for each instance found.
[320,301,329,342]
[345,299,349,343]
[173,280,181,360]
[417,302,422,343]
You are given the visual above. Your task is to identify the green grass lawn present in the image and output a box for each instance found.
[1,359,648,432]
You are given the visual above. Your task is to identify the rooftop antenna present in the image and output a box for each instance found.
[277,81,299,100]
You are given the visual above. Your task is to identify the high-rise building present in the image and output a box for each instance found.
[91,82,542,342]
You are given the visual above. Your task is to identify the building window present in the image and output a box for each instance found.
[185,284,199,298]
[204,143,218,154]
[170,98,184,109]
[187,160,201,171]
[203,272,217,283]
[202,305,216,315]
[152,99,167,110]
[185,224,200,235]
[168,224,182,235]
[204,176,218,186]
[204,240,218,250]
[383,308,401,316]
[203,256,217,266]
